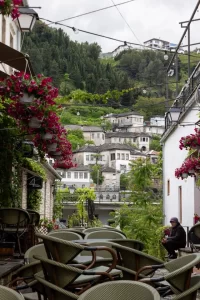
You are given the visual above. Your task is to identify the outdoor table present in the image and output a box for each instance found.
[0,260,23,285]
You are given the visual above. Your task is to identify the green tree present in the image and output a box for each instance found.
[150,135,162,151]
[112,157,164,258]
[76,187,96,224]
[120,173,129,190]
[91,165,104,185]
[133,96,168,120]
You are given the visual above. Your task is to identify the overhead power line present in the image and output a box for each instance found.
[41,0,136,25]
[39,19,200,60]
[110,0,142,45]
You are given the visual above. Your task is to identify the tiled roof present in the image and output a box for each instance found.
[73,143,137,153]
[104,111,142,118]
[105,132,150,138]
[102,166,117,173]
[65,125,103,132]
[68,165,90,171]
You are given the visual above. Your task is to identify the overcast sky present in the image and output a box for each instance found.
[28,0,200,53]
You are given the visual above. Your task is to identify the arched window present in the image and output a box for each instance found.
[112,194,116,199]
[99,194,103,199]
[106,194,110,199]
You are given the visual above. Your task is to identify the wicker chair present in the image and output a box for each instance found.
[35,233,118,270]
[169,274,200,300]
[48,231,82,241]
[34,255,122,294]
[77,280,160,300]
[84,230,126,240]
[111,243,163,280]
[110,239,144,251]
[51,229,85,239]
[83,228,126,237]
[24,244,47,264]
[0,208,30,256]
[138,254,200,297]
[9,261,44,300]
[0,285,25,300]
[77,241,116,267]
[35,275,78,300]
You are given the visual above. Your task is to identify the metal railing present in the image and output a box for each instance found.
[176,61,200,107]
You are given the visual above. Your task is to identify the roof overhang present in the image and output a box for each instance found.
[160,87,199,143]
[0,42,34,76]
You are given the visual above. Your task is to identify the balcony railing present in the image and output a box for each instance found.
[177,61,200,107]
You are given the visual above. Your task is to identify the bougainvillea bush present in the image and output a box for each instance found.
[179,128,200,150]
[0,0,22,19]
[175,157,200,179]
[0,72,74,169]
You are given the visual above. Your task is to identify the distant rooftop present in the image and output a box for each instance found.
[104,111,142,118]
[65,125,103,132]
[105,132,150,138]
[144,38,169,44]
[74,143,138,153]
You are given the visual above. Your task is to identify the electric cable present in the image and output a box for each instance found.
[110,0,141,45]
[40,0,136,25]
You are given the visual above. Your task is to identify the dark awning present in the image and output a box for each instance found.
[0,42,35,75]
[0,70,8,78]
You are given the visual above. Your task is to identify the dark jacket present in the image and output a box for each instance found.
[167,223,186,246]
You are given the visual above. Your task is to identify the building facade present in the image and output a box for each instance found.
[161,63,200,227]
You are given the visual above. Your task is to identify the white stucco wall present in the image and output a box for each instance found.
[163,104,200,227]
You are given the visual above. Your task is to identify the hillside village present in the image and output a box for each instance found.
[2,0,200,278]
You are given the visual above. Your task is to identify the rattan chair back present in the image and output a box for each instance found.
[163,253,200,293]
[81,241,115,258]
[24,244,47,264]
[35,274,78,300]
[56,229,85,238]
[78,280,160,300]
[0,285,24,300]
[85,230,126,240]
[111,239,144,251]
[111,243,163,279]
[36,233,84,263]
[34,256,83,288]
[0,208,30,229]
[26,210,40,226]
[172,274,200,300]
[48,230,82,241]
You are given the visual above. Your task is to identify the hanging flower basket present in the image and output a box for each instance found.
[182,173,188,179]
[47,143,57,152]
[51,151,62,156]
[28,117,43,129]
[19,93,34,104]
[42,133,54,140]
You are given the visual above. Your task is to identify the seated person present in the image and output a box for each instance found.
[162,217,186,259]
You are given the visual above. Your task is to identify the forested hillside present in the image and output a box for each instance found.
[22,21,200,120]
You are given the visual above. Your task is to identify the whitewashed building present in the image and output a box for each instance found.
[73,144,147,173]
[103,112,144,133]
[105,132,150,151]
[161,63,200,227]
[66,125,105,146]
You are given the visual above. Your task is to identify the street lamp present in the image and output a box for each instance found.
[164,51,169,61]
[17,8,39,32]
[165,107,182,129]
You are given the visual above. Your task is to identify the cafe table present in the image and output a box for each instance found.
[0,259,23,285]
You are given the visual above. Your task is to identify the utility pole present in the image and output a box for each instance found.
[175,54,179,97]
[167,0,200,77]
